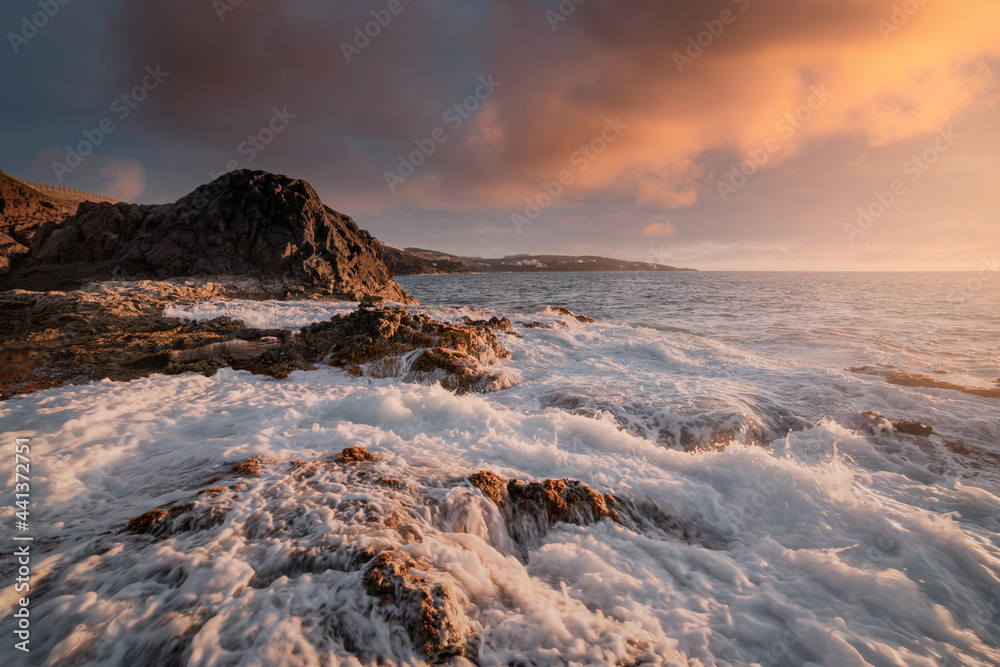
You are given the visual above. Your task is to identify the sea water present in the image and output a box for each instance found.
[1,272,998,666]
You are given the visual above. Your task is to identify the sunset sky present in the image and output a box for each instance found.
[2,0,999,270]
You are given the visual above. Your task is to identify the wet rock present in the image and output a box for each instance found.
[231,456,277,477]
[886,372,1000,400]
[335,446,378,464]
[470,471,621,544]
[516,321,558,329]
[892,419,934,437]
[858,411,934,437]
[125,509,169,535]
[461,315,512,331]
[549,306,595,323]
[124,501,227,538]
[279,306,514,393]
[0,281,244,399]
[1,287,512,399]
[362,549,474,662]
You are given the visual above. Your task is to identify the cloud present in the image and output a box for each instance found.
[100,0,1000,214]
[641,222,676,237]
[99,159,147,202]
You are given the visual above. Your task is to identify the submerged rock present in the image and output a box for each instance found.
[892,419,934,437]
[362,550,474,662]
[548,306,596,323]
[470,470,621,544]
[886,371,1000,400]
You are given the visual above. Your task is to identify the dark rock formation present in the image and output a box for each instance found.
[469,471,620,545]
[892,419,934,437]
[4,170,414,303]
[0,286,513,399]
[549,306,596,323]
[0,170,76,274]
[249,305,516,393]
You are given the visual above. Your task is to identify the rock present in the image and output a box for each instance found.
[362,550,473,662]
[0,280,243,400]
[124,500,228,538]
[5,170,415,303]
[0,288,514,399]
[549,306,595,323]
[335,446,378,464]
[231,456,277,477]
[0,171,77,274]
[282,306,515,393]
[469,470,621,545]
[886,371,1000,400]
[892,419,934,437]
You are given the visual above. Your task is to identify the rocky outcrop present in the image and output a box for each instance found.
[0,170,76,274]
[167,305,517,393]
[4,170,414,303]
[0,284,513,399]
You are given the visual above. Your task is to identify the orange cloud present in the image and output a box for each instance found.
[641,222,677,237]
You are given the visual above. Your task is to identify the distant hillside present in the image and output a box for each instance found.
[382,244,470,276]
[388,247,695,275]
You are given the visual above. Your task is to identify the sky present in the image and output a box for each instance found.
[2,0,998,271]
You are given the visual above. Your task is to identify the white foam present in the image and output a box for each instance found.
[3,297,1000,665]
[2,364,999,665]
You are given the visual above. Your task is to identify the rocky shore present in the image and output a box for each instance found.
[0,279,521,399]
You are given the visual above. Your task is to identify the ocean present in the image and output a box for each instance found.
[2,272,999,666]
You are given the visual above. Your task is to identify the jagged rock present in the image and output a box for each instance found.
[5,170,415,303]
[549,306,595,323]
[0,171,76,274]
[362,549,473,662]
[470,470,621,545]
[0,280,243,399]
[267,306,515,393]
[0,288,513,399]
[335,446,378,464]
[124,501,228,538]
[231,456,278,477]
